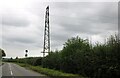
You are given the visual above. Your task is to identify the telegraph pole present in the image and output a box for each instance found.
[42,6,50,57]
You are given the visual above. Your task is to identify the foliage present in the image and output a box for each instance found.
[92,35,120,78]
[60,37,93,76]
[4,35,120,78]
[42,50,62,70]
[41,35,120,78]
[3,57,42,66]
[0,48,6,57]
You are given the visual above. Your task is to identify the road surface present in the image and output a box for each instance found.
[2,63,47,78]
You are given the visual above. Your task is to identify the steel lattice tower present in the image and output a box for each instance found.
[42,6,50,57]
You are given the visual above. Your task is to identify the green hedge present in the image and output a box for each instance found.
[42,35,120,78]
[4,35,120,78]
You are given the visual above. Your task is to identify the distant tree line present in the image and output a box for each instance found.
[4,35,120,78]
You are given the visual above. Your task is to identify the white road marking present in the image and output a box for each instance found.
[10,70,13,75]
[8,63,14,77]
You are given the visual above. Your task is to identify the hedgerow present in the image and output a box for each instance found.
[4,35,120,78]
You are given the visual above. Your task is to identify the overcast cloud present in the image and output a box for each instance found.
[0,0,118,58]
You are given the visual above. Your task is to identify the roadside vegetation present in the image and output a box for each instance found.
[0,48,6,65]
[3,34,120,78]
[15,63,80,77]
[0,48,6,57]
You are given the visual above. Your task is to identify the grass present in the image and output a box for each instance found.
[14,63,83,78]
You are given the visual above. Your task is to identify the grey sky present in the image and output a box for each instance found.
[0,0,118,58]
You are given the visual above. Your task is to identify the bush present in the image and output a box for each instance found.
[4,35,119,78]
[42,50,62,70]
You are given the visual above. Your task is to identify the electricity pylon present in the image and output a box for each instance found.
[42,6,50,57]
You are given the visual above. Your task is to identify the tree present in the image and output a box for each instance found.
[15,57,18,59]
[10,57,13,60]
[0,48,6,57]
[61,36,93,76]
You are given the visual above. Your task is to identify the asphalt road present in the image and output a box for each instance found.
[2,63,46,78]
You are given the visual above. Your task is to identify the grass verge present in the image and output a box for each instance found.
[14,63,84,78]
